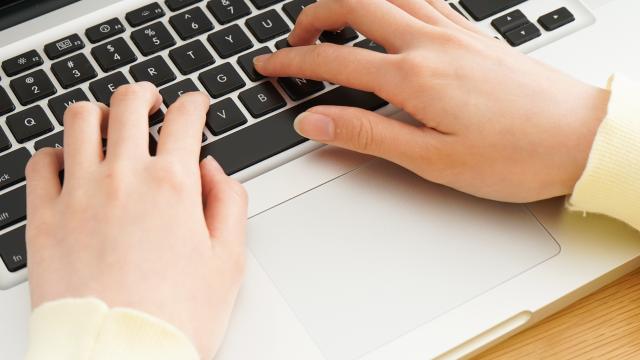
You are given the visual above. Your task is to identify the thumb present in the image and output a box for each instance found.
[294,105,429,163]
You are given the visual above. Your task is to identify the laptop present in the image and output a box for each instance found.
[0,0,638,358]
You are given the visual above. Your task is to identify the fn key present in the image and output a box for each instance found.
[0,226,27,272]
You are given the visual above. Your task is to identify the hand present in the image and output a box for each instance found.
[25,83,247,358]
[254,0,611,202]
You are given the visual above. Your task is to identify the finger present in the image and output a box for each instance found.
[106,82,161,161]
[422,0,488,36]
[156,92,210,162]
[200,156,247,250]
[254,44,392,94]
[289,0,427,52]
[25,148,64,214]
[62,102,108,177]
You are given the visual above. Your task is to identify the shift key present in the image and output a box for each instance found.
[0,148,31,191]
[0,186,26,230]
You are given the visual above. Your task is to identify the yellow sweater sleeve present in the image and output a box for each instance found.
[568,74,640,230]
[26,298,200,360]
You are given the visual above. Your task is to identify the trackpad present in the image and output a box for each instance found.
[247,161,560,360]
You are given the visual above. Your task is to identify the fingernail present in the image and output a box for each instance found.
[293,112,335,141]
[253,54,271,66]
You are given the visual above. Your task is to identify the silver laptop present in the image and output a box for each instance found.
[0,0,638,358]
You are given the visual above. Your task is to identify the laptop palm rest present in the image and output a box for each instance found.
[247,160,560,360]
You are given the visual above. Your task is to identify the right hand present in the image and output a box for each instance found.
[254,0,611,202]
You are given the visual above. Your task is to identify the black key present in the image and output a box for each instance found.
[282,0,315,23]
[320,27,358,45]
[91,37,138,72]
[275,38,290,50]
[150,109,166,126]
[207,0,252,25]
[158,125,207,143]
[208,24,254,59]
[249,0,284,10]
[237,46,271,81]
[199,62,246,98]
[169,39,215,75]
[130,55,176,87]
[0,148,30,190]
[10,70,57,106]
[354,38,386,53]
[126,2,165,27]
[131,22,177,56]
[85,18,126,43]
[44,34,85,60]
[504,22,541,47]
[459,0,526,21]
[169,6,214,40]
[492,10,528,35]
[538,7,575,31]
[0,225,27,272]
[6,106,54,143]
[246,9,290,43]
[166,0,202,11]
[0,87,15,116]
[0,128,10,153]
[238,81,286,118]
[159,78,200,106]
[51,53,98,89]
[34,131,64,150]
[89,72,130,105]
[202,87,387,174]
[278,77,324,101]
[206,98,247,135]
[0,186,26,230]
[449,3,468,20]
[48,88,90,125]
[2,50,44,77]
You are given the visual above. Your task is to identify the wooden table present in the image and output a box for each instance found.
[474,267,640,359]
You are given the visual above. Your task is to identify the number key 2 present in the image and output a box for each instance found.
[9,69,57,106]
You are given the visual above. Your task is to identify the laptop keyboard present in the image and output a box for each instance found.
[0,0,593,284]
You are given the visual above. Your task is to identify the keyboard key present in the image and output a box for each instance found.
[44,34,85,60]
[10,69,57,106]
[86,18,126,43]
[131,22,177,56]
[51,53,98,89]
[249,0,284,9]
[459,0,526,21]
[48,88,90,125]
[492,10,528,35]
[91,37,138,72]
[449,3,468,20]
[237,46,271,82]
[208,24,254,58]
[199,62,246,98]
[538,7,575,31]
[150,110,165,126]
[169,39,215,75]
[0,87,15,116]
[126,2,165,27]
[0,186,26,230]
[130,55,176,87]
[0,225,27,272]
[206,98,247,135]
[89,71,130,105]
[159,78,200,106]
[504,22,541,46]
[0,128,10,153]
[2,50,44,77]
[354,38,386,53]
[246,9,290,43]
[274,38,290,50]
[0,148,30,190]
[282,0,315,23]
[166,0,202,11]
[238,81,286,118]
[34,131,64,150]
[202,86,387,174]
[158,125,207,143]
[207,0,252,25]
[170,6,214,40]
[6,106,54,143]
[278,77,324,101]
[320,27,358,44]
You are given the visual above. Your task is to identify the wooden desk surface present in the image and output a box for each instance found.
[474,267,640,359]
